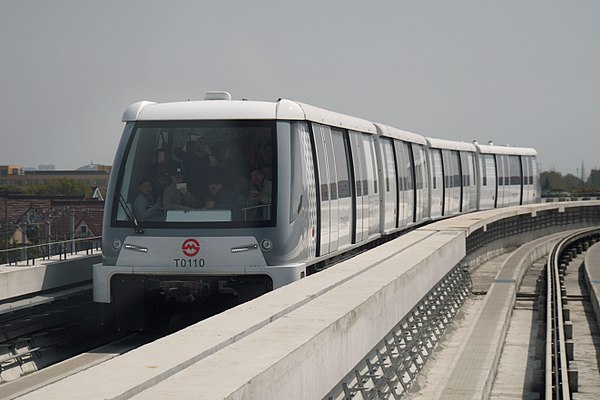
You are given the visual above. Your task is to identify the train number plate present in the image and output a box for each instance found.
[173,258,205,268]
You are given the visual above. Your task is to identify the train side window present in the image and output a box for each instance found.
[430,149,441,190]
[322,126,338,201]
[412,145,422,190]
[509,155,521,185]
[531,157,538,186]
[350,132,366,197]
[290,122,309,223]
[312,123,331,202]
[452,151,461,188]
[497,155,504,186]
[528,157,534,185]
[442,150,452,188]
[394,140,414,192]
[480,154,486,187]
[331,129,351,198]
[361,134,377,194]
[404,143,414,190]
[381,140,392,192]
[485,154,494,187]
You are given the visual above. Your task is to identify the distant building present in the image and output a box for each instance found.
[0,165,111,191]
[0,165,24,179]
[77,163,112,172]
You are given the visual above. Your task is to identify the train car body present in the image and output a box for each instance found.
[93,93,539,329]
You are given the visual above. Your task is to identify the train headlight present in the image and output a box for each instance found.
[112,239,122,250]
[260,238,273,252]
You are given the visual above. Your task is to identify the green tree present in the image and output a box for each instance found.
[0,184,25,195]
[563,174,584,191]
[25,178,89,197]
[540,171,565,192]
[588,169,600,188]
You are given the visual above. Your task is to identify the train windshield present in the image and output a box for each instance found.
[113,120,276,228]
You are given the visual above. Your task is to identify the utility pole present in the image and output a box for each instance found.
[4,196,7,264]
[70,206,75,253]
[47,221,52,258]
[20,221,26,261]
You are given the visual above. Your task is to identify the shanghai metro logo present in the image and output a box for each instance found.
[182,238,200,257]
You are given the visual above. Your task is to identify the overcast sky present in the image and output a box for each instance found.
[1,1,598,175]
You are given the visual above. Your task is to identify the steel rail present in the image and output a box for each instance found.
[545,227,600,399]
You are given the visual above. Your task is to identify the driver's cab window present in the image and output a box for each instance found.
[114,120,276,226]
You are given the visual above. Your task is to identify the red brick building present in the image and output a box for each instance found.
[0,196,104,246]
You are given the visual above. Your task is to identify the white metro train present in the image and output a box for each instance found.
[93,92,539,328]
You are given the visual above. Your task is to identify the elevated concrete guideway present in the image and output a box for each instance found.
[16,201,600,400]
[433,230,574,399]
[584,239,600,331]
[0,252,99,310]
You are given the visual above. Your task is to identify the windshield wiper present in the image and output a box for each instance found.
[117,192,144,234]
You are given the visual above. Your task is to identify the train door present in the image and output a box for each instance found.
[395,140,415,225]
[362,134,380,238]
[442,150,452,215]
[496,155,506,207]
[461,152,477,212]
[430,149,444,218]
[312,123,333,255]
[471,152,479,210]
[525,156,535,204]
[311,124,355,255]
[291,121,317,260]
[349,131,369,243]
[521,156,529,204]
[506,155,519,206]
[509,155,522,206]
[531,157,540,201]
[474,152,482,210]
[443,150,461,215]
[380,138,398,232]
[479,154,496,209]
[503,155,510,206]
[459,152,468,212]
[412,144,430,221]
[331,128,352,249]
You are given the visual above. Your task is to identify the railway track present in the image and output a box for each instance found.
[0,287,109,384]
[0,287,245,398]
[544,227,600,399]
[405,228,600,399]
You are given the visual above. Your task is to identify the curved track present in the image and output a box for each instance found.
[544,227,600,399]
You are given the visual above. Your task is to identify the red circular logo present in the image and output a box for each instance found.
[182,238,200,257]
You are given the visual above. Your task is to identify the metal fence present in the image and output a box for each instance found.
[0,236,102,266]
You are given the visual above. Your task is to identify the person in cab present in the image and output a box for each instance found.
[162,163,199,212]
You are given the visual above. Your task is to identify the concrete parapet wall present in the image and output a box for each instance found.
[584,242,600,332]
[132,231,465,400]
[20,231,445,399]
[0,255,98,302]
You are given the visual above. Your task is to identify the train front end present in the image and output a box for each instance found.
[93,97,310,329]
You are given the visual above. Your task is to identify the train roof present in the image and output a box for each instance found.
[122,97,376,133]
[121,95,536,156]
[426,137,477,152]
[476,144,537,156]
[374,123,428,145]
[123,100,278,122]
[294,101,376,133]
